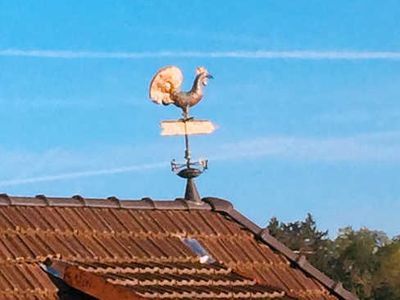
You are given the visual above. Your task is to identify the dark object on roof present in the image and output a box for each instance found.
[0,194,358,300]
[47,272,97,300]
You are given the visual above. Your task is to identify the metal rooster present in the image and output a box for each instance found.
[149,66,213,116]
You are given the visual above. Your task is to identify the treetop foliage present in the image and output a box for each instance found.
[267,215,400,300]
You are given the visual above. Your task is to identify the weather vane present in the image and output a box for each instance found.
[149,66,215,203]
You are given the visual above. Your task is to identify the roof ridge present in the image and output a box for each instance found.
[0,194,211,210]
[203,197,359,300]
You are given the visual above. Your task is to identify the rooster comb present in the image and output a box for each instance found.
[196,66,208,75]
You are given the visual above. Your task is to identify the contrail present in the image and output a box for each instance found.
[1,130,400,187]
[0,162,166,187]
[1,49,400,60]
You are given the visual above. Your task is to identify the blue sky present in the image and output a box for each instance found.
[1,1,399,237]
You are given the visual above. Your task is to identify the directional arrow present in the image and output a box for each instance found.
[160,119,216,136]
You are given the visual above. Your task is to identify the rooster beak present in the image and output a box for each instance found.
[206,74,214,79]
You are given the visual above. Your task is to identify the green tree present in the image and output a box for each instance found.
[329,227,388,298]
[373,240,400,299]
[267,214,333,272]
[267,216,400,300]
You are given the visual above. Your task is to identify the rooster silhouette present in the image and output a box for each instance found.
[149,66,213,115]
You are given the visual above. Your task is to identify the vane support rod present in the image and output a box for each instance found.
[183,106,191,167]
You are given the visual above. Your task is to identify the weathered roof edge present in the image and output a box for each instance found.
[203,197,359,300]
[45,259,147,299]
[0,193,358,300]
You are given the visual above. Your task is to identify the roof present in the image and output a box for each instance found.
[0,194,358,300]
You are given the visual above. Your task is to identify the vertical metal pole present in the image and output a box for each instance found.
[183,106,191,168]
[180,106,201,203]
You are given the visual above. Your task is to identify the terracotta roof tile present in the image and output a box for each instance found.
[0,196,357,300]
[49,260,289,299]
[0,263,57,300]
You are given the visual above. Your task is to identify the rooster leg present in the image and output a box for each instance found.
[182,105,190,120]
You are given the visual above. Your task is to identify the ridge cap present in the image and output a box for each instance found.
[0,194,212,210]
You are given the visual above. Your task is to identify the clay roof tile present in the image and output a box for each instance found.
[0,195,357,300]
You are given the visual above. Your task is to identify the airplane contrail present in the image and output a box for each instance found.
[1,130,400,187]
[0,162,167,187]
[1,49,400,60]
